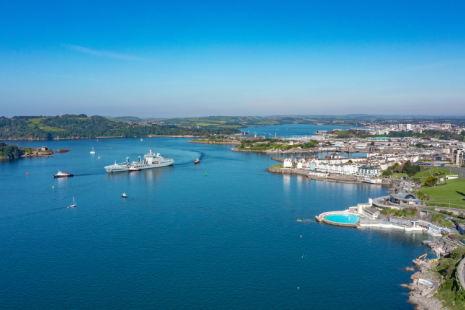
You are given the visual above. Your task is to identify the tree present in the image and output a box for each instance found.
[370,141,375,145]
[424,176,438,187]
[403,160,421,177]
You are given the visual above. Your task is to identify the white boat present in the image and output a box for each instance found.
[122,193,127,198]
[90,147,95,154]
[54,170,74,178]
[67,197,76,208]
[140,138,143,141]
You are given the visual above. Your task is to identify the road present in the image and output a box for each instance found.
[447,167,465,179]
[458,258,465,290]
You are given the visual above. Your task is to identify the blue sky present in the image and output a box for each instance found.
[1,0,464,117]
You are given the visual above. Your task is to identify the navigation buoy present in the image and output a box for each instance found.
[205,173,207,176]
[52,186,54,189]
[297,287,299,290]
[26,173,28,176]
[300,235,302,238]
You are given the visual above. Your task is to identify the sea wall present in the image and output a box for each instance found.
[315,211,360,228]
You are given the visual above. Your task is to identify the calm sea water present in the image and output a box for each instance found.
[0,125,432,309]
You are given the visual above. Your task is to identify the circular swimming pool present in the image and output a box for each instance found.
[325,214,361,224]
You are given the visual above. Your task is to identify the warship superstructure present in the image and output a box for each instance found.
[104,150,174,173]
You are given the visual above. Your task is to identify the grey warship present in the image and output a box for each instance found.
[104,150,174,173]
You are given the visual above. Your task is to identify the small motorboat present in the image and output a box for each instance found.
[90,147,95,154]
[54,170,74,178]
[122,193,127,198]
[67,197,77,208]
[194,158,200,164]
[128,166,140,172]
[140,138,143,141]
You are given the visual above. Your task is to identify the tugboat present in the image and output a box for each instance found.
[194,158,200,164]
[122,193,127,198]
[54,170,74,178]
[67,197,77,208]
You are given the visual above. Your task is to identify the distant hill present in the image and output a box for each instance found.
[103,114,465,128]
[104,116,144,122]
[0,115,240,140]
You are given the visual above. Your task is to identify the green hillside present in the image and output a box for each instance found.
[0,115,240,140]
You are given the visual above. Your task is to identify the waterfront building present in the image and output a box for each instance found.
[357,165,380,177]
[283,158,293,168]
[389,193,420,206]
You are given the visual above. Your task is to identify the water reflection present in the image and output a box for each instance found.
[283,174,291,192]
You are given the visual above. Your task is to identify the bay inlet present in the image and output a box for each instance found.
[0,125,432,309]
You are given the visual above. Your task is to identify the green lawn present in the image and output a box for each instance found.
[28,118,46,125]
[427,199,465,209]
[421,178,465,209]
[421,178,465,199]
[413,167,459,181]
[391,173,407,179]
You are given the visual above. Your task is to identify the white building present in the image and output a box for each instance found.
[283,158,293,168]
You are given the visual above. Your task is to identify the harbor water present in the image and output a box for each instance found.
[0,125,432,309]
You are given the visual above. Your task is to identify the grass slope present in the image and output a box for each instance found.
[414,167,459,181]
[423,178,465,208]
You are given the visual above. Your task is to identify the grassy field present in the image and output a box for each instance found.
[413,167,459,181]
[27,118,65,132]
[217,125,241,128]
[391,173,408,179]
[422,178,465,209]
[27,118,46,126]
[195,123,216,126]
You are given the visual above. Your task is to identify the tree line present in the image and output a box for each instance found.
[0,115,240,140]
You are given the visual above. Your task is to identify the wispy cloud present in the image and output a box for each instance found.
[63,44,149,61]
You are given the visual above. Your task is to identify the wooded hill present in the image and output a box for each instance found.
[0,115,240,140]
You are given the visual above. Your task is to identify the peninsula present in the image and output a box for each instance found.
[0,115,240,140]
[0,143,54,160]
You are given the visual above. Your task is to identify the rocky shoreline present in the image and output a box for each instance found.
[401,263,443,310]
[54,149,70,153]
